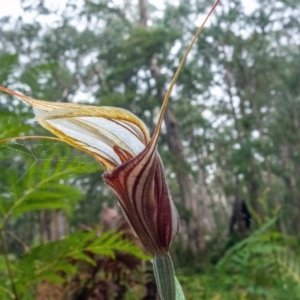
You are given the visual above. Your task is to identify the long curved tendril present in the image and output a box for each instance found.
[150,0,220,146]
[0,136,62,146]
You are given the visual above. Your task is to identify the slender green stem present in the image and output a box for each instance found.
[153,253,176,300]
[0,230,19,300]
[153,253,185,300]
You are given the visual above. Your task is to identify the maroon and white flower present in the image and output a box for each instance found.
[0,86,179,255]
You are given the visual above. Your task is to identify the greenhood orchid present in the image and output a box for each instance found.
[0,86,179,255]
[0,0,219,255]
[0,1,219,298]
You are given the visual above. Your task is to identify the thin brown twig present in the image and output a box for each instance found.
[0,230,19,300]
[4,230,30,253]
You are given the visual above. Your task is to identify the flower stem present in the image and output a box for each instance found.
[153,253,185,300]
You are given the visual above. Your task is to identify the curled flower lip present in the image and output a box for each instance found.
[36,106,150,172]
[0,86,179,255]
[0,87,150,171]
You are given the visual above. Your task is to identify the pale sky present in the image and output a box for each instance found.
[0,0,68,16]
[0,0,259,20]
[0,0,260,106]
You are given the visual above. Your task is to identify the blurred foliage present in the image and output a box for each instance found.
[0,228,151,299]
[180,219,300,300]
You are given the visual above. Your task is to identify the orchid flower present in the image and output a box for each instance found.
[0,86,179,255]
[0,2,219,299]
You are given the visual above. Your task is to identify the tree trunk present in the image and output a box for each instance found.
[138,0,205,253]
[50,210,68,241]
[164,106,206,252]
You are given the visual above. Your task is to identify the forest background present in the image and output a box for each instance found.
[0,0,300,299]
